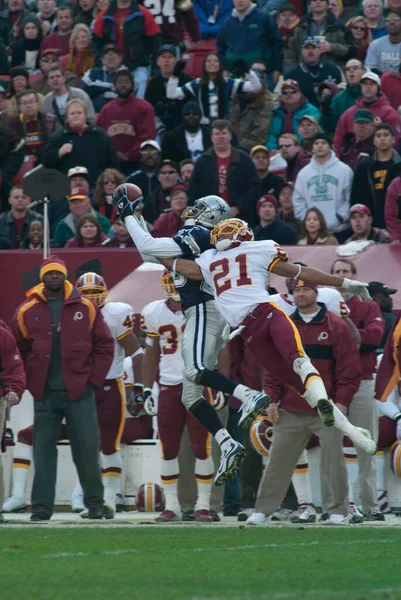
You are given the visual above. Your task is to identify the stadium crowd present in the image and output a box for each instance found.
[0,0,401,526]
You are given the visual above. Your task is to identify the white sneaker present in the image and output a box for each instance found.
[214,440,246,486]
[238,390,270,428]
[348,503,364,523]
[291,504,317,524]
[271,508,294,522]
[245,512,267,526]
[325,513,351,525]
[71,492,85,513]
[2,495,26,513]
[348,427,376,455]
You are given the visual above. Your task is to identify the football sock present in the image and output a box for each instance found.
[199,369,238,396]
[191,398,227,436]
[292,450,313,506]
[215,428,233,450]
[195,456,214,512]
[294,357,328,408]
[10,442,31,500]
[101,452,122,506]
[343,445,358,502]
[160,458,180,513]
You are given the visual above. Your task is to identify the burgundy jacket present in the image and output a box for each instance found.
[11,281,114,402]
[264,306,361,411]
[283,149,311,184]
[385,176,401,242]
[345,296,384,381]
[152,211,184,238]
[0,319,26,398]
[228,335,264,409]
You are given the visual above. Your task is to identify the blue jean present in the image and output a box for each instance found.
[133,66,150,99]
[223,407,246,509]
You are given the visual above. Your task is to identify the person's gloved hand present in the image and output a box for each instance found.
[173,60,186,77]
[232,58,250,78]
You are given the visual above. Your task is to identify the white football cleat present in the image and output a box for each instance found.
[245,512,267,526]
[2,495,26,513]
[238,390,270,428]
[323,513,351,525]
[348,426,376,455]
[214,440,246,486]
[270,508,294,522]
[291,504,317,524]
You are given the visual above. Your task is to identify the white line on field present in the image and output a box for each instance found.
[38,537,397,559]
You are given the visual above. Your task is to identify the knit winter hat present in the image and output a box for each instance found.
[311,132,331,145]
[10,66,29,81]
[40,255,67,282]
[293,278,318,294]
[257,194,278,212]
[182,101,202,116]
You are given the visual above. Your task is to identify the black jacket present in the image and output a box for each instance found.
[188,147,261,227]
[0,122,25,212]
[145,71,192,132]
[40,123,119,186]
[0,208,43,248]
[161,125,212,164]
[126,169,160,205]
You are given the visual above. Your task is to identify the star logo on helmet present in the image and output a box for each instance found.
[217,205,227,216]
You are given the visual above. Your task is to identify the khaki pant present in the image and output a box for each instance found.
[255,410,348,517]
[0,398,7,508]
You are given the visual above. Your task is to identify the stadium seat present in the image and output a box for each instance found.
[12,155,35,186]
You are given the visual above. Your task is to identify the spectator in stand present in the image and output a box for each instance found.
[285,0,356,71]
[331,258,385,521]
[328,0,343,19]
[179,159,194,186]
[152,185,187,238]
[278,133,312,183]
[0,0,36,46]
[367,281,397,352]
[147,0,200,48]
[74,0,96,28]
[81,44,123,112]
[217,0,283,88]
[94,168,125,222]
[126,140,161,204]
[297,115,319,152]
[31,49,80,97]
[41,98,119,186]
[145,45,191,136]
[11,255,114,521]
[53,186,111,247]
[162,101,211,164]
[21,220,45,249]
[362,0,387,40]
[284,37,343,108]
[40,5,74,57]
[0,40,8,75]
[293,133,353,242]
[10,16,43,73]
[193,0,233,39]
[266,80,319,150]
[48,165,90,235]
[385,170,401,241]
[0,187,43,249]
[60,23,95,81]
[339,109,376,171]
[36,0,57,37]
[143,158,179,224]
[0,124,25,212]
[64,213,109,247]
[320,59,364,135]
[42,66,96,128]
[254,194,298,244]
[380,61,401,111]
[105,217,136,247]
[278,181,302,238]
[298,207,338,245]
[189,119,261,226]
[351,124,401,228]
[167,53,262,125]
[251,145,284,198]
[278,4,300,46]
[334,72,401,156]
[229,62,274,154]
[345,203,390,243]
[97,69,156,176]
[92,0,161,99]
[9,90,56,163]
[346,16,372,62]
[365,11,401,73]
[5,67,44,118]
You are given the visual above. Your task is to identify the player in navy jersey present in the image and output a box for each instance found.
[113,190,271,485]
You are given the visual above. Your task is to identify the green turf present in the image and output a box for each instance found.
[0,527,399,600]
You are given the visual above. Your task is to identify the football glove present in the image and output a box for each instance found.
[113,185,142,220]
[126,384,146,418]
[222,324,231,345]
[143,387,157,416]
[214,391,229,411]
[342,278,371,302]
[4,391,20,407]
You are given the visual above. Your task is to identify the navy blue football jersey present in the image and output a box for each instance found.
[173,224,214,310]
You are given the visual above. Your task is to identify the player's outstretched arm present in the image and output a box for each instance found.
[271,261,371,302]
[124,214,183,258]
[160,257,204,281]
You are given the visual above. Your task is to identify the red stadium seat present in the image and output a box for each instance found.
[183,39,217,78]
[12,155,36,186]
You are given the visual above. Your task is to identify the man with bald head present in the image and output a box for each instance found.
[320,59,364,134]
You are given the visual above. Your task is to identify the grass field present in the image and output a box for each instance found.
[1,525,400,600]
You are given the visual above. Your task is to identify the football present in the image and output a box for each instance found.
[115,183,143,203]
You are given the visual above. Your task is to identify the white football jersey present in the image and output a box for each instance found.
[269,289,349,318]
[141,299,185,386]
[123,355,134,386]
[102,302,134,380]
[196,240,286,327]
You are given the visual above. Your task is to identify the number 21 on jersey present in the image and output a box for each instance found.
[210,254,252,296]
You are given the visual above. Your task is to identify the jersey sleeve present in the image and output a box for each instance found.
[141,302,159,337]
[263,241,288,272]
[173,226,213,259]
[113,304,135,340]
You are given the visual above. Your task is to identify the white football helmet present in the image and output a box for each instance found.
[181,195,230,229]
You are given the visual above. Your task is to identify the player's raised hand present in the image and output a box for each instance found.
[113,185,134,219]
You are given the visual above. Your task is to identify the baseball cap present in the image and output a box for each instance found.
[257,194,278,212]
[158,159,178,172]
[367,282,397,296]
[158,44,178,57]
[299,115,317,124]
[361,71,381,87]
[68,166,89,178]
[293,279,318,294]
[40,47,61,58]
[279,3,298,12]
[102,43,122,56]
[171,184,187,196]
[350,203,371,216]
[281,79,301,91]
[68,187,89,201]
[140,139,161,152]
[250,145,269,157]
[353,109,374,123]
[302,37,320,48]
